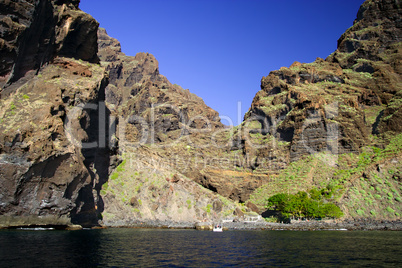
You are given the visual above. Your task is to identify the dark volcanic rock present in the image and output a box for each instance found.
[0,57,109,228]
[0,0,99,88]
[0,0,108,228]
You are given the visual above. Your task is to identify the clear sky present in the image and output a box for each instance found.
[80,0,365,126]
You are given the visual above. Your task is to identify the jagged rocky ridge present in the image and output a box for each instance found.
[98,28,222,144]
[0,0,401,228]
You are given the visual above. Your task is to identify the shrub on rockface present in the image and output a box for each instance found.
[266,190,343,220]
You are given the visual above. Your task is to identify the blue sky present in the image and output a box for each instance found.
[80,0,365,126]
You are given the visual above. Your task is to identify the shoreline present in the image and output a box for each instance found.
[2,219,402,231]
[99,219,402,231]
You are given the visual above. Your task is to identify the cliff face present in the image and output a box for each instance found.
[95,0,401,224]
[245,0,402,220]
[188,0,401,207]
[332,0,402,135]
[0,0,107,228]
[97,29,271,206]
[0,0,98,88]
[244,0,401,163]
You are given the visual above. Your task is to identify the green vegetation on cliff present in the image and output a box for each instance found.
[251,134,402,220]
[267,190,343,220]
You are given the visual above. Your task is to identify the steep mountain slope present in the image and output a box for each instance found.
[245,0,402,220]
[98,28,222,139]
[0,0,107,228]
[98,28,272,206]
[245,0,401,163]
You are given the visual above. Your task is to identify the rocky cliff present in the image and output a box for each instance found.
[0,0,107,228]
[0,0,98,88]
[179,0,401,207]
[97,0,401,224]
[244,0,401,163]
[98,28,222,143]
[245,0,402,220]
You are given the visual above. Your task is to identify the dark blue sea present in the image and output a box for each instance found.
[0,228,401,267]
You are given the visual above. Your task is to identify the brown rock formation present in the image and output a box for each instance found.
[0,0,107,228]
[0,0,98,88]
[98,28,222,145]
[244,0,401,164]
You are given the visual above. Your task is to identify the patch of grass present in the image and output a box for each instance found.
[102,182,108,191]
[246,120,262,129]
[116,160,127,173]
[110,173,119,180]
[386,206,395,214]
[264,216,279,223]
[260,104,287,115]
[364,105,386,126]
[204,204,212,214]
[356,209,365,216]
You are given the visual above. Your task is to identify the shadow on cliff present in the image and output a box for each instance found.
[70,79,114,227]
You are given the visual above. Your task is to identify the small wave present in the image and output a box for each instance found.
[18,227,55,231]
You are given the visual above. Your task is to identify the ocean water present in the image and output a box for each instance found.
[0,228,401,267]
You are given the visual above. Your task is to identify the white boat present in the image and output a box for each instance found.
[213,224,223,232]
